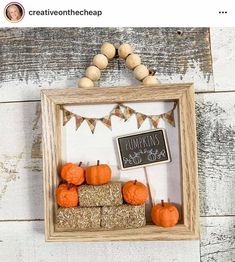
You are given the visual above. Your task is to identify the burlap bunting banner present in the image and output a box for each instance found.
[86,118,97,134]
[63,109,74,126]
[136,112,147,129]
[75,116,84,130]
[150,115,161,128]
[123,106,135,121]
[162,110,175,127]
[61,102,177,133]
[101,115,112,130]
[111,104,125,119]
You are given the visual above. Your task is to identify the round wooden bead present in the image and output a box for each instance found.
[93,54,108,70]
[133,65,149,81]
[78,77,94,88]
[85,66,101,81]
[118,43,133,59]
[101,42,116,59]
[143,76,160,85]
[126,53,141,69]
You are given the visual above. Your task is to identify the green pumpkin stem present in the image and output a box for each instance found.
[97,160,100,166]
[78,162,82,167]
[161,200,164,207]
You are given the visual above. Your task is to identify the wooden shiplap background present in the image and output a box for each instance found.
[0,28,234,262]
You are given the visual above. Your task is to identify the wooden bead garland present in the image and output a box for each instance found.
[93,54,108,70]
[118,43,133,59]
[101,42,116,60]
[133,65,149,81]
[126,54,141,69]
[78,42,160,88]
[143,75,159,85]
[85,66,101,81]
[78,77,94,88]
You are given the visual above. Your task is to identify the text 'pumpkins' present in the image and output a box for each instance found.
[56,183,78,208]
[61,162,85,185]
[151,200,179,227]
[122,180,149,205]
[86,160,111,185]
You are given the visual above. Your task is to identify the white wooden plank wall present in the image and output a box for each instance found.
[0,27,234,262]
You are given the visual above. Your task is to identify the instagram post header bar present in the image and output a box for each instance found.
[0,0,234,27]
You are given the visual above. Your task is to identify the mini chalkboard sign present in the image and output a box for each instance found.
[116,129,171,170]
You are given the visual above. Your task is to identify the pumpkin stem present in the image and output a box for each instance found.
[78,162,82,167]
[134,179,137,185]
[59,180,66,185]
[161,200,164,207]
[67,183,73,190]
[97,160,100,166]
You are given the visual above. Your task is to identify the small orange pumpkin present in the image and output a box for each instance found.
[151,200,179,227]
[122,180,149,205]
[61,162,85,185]
[85,160,111,185]
[56,183,78,207]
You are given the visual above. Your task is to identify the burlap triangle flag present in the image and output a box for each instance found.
[86,118,97,134]
[123,106,135,121]
[111,104,124,119]
[63,109,74,126]
[150,115,161,128]
[101,115,112,130]
[162,110,175,127]
[75,116,84,130]
[136,112,147,129]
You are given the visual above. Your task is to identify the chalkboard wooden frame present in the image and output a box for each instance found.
[41,84,199,241]
[116,129,171,170]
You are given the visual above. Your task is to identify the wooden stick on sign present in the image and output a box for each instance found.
[144,167,154,207]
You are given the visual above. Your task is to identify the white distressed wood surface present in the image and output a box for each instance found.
[200,217,235,262]
[196,92,235,216]
[0,221,200,262]
[210,28,235,91]
[0,28,213,102]
[0,102,43,219]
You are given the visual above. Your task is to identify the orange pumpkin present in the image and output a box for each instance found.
[61,162,85,185]
[151,200,179,227]
[122,180,149,205]
[56,183,78,207]
[86,160,111,185]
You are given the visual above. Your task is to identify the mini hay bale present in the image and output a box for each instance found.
[101,204,146,229]
[56,207,101,230]
[79,182,123,207]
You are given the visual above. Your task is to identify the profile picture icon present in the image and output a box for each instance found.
[4,2,24,22]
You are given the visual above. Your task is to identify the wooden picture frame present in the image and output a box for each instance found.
[41,84,199,241]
